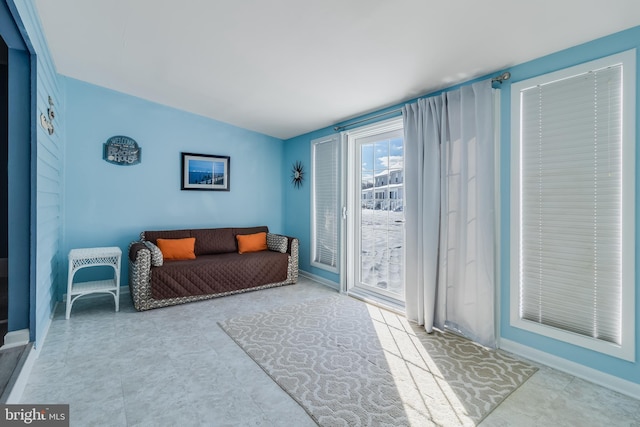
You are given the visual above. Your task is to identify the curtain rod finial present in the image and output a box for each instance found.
[493,71,511,83]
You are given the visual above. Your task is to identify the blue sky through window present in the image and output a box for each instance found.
[361,137,403,172]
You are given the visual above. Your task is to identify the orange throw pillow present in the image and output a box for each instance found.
[156,237,196,260]
[236,232,268,254]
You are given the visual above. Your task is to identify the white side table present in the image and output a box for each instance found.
[66,246,122,319]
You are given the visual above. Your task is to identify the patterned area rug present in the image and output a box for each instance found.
[219,296,537,426]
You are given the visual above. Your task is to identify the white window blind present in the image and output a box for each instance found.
[311,135,339,272]
[511,50,635,361]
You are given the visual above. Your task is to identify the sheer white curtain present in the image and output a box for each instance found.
[402,80,496,347]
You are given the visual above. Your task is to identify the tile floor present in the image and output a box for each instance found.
[20,277,640,426]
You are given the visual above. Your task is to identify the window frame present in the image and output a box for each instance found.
[343,116,405,302]
[509,49,636,361]
[310,134,341,273]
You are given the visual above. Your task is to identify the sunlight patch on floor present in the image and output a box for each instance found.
[365,304,475,426]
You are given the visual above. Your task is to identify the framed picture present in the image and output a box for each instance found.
[181,152,230,191]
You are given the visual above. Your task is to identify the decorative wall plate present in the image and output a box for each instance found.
[103,136,141,165]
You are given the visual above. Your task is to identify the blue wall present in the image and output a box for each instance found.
[63,78,285,295]
[283,26,640,385]
[498,26,640,384]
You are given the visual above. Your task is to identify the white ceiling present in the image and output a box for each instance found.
[34,0,640,140]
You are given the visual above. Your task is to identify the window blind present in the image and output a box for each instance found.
[519,65,623,344]
[312,136,339,270]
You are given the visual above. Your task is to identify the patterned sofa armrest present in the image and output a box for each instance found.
[286,236,299,283]
[286,236,297,254]
[129,241,148,262]
[128,241,152,311]
[265,233,298,283]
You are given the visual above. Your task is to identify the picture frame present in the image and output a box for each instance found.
[181,152,230,191]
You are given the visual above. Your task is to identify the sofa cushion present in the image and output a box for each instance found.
[191,228,236,255]
[237,232,268,254]
[267,233,288,253]
[157,237,196,260]
[150,251,289,300]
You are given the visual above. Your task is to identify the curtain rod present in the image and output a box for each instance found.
[333,109,401,132]
[334,71,511,132]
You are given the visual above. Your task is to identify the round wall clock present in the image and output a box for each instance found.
[291,161,304,188]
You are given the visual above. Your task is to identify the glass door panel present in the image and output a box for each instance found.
[355,132,405,301]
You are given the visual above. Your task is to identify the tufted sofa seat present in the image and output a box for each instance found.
[128,226,298,311]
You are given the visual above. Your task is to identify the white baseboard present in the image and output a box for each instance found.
[5,343,38,403]
[299,270,340,291]
[1,329,29,350]
[1,328,36,404]
[5,300,59,403]
[500,338,640,400]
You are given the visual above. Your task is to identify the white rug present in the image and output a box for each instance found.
[219,295,536,426]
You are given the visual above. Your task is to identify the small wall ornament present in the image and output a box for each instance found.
[291,161,304,188]
[40,96,56,135]
[103,136,141,165]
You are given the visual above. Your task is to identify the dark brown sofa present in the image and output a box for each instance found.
[128,226,298,311]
